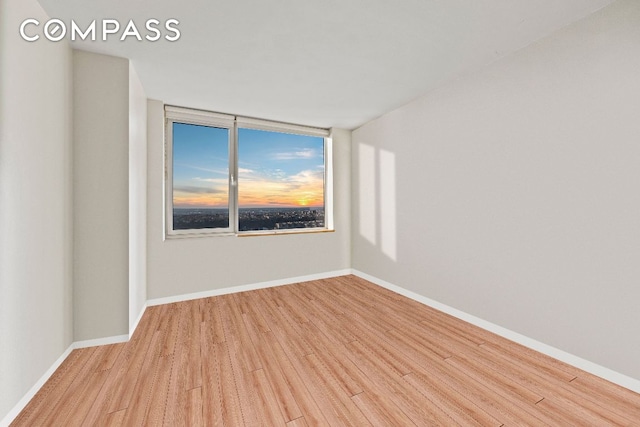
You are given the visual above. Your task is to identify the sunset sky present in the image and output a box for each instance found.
[172,123,324,209]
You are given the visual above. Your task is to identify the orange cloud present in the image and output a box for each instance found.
[238,168,324,207]
[173,192,228,208]
[174,169,325,208]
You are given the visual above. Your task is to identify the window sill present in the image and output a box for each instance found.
[164,231,236,240]
[164,228,334,240]
[237,228,335,237]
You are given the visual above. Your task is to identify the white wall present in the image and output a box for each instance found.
[146,100,351,299]
[128,64,147,332]
[0,0,73,419]
[352,0,640,380]
[73,51,130,341]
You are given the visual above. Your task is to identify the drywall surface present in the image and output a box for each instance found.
[147,100,351,299]
[73,50,129,341]
[352,0,640,380]
[129,64,148,332]
[0,0,73,419]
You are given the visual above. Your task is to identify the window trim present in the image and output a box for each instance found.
[164,105,332,239]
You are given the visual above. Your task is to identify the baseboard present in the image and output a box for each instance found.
[0,344,74,427]
[72,334,129,349]
[146,269,353,307]
[351,269,640,394]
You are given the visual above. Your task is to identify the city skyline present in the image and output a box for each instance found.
[173,206,325,231]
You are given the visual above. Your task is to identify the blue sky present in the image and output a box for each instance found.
[173,123,324,208]
[172,123,230,208]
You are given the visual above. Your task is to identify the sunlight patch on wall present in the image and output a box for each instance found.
[379,149,397,261]
[358,143,377,245]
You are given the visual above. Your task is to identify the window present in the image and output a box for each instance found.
[165,106,332,237]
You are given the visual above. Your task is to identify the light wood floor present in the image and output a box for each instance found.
[12,275,640,426]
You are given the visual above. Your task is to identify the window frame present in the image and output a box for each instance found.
[164,105,332,239]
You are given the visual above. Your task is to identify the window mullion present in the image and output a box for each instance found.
[230,121,239,234]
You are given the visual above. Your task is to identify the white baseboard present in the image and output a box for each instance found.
[0,344,74,427]
[351,269,640,394]
[146,269,353,307]
[72,334,129,350]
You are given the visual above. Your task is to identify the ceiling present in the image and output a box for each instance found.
[39,0,615,129]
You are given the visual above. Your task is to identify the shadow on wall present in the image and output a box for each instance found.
[358,142,397,262]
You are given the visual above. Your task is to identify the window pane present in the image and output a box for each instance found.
[238,128,325,231]
[172,122,230,230]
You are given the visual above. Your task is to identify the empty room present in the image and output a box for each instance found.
[1,0,639,425]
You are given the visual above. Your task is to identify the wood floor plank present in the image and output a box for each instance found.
[285,287,356,345]
[403,372,503,427]
[57,368,110,427]
[347,337,498,427]
[332,292,524,425]
[298,322,365,397]
[200,322,225,427]
[160,303,182,356]
[305,285,437,386]
[410,300,580,380]
[13,275,640,426]
[261,331,331,426]
[94,342,126,372]
[386,326,547,412]
[351,391,417,427]
[107,305,164,413]
[263,327,357,426]
[466,341,630,425]
[480,341,578,383]
[314,283,393,335]
[568,375,640,421]
[249,289,315,358]
[286,417,309,427]
[356,304,580,425]
[162,340,189,427]
[251,368,288,425]
[442,358,558,426]
[241,314,303,422]
[535,396,614,426]
[218,295,262,373]
[236,292,271,333]
[477,342,635,425]
[31,347,99,426]
[186,387,204,426]
[338,278,620,421]
[303,352,372,426]
[444,355,544,405]
[119,330,164,426]
[167,315,204,426]
[11,348,90,426]
[143,353,175,426]
[184,299,204,392]
[268,286,310,324]
[338,318,413,378]
[103,408,126,426]
[81,354,131,425]
[224,338,259,426]
[342,338,456,426]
